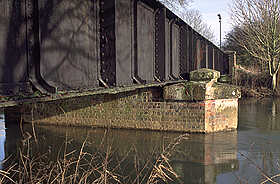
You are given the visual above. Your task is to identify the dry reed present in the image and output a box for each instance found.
[0,129,188,184]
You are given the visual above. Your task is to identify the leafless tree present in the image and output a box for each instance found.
[159,0,192,13]
[159,0,215,42]
[180,9,215,41]
[231,0,280,90]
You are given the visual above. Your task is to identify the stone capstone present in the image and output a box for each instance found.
[163,81,241,101]
[190,68,220,82]
[164,69,240,101]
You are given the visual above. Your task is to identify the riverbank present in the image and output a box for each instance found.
[240,86,274,98]
[232,65,275,98]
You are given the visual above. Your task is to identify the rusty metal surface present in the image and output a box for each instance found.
[26,0,57,94]
[193,33,199,70]
[136,1,155,83]
[164,17,171,80]
[0,1,28,95]
[154,5,166,81]
[223,54,230,74]
[214,48,219,71]
[185,26,191,74]
[38,0,99,90]
[0,0,230,97]
[208,45,214,69]
[165,9,180,80]
[171,23,180,79]
[219,50,225,74]
[188,28,194,72]
[205,44,209,68]
[100,0,116,86]
[200,40,206,68]
[195,38,201,69]
[115,0,133,86]
[179,25,188,77]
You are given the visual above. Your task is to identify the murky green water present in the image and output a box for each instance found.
[1,98,280,183]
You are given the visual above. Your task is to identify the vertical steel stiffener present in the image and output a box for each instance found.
[0,0,230,95]
[154,5,166,81]
[100,0,116,86]
[179,25,188,77]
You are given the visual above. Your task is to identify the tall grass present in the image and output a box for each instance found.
[0,129,188,184]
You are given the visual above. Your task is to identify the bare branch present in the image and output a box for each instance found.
[159,0,215,42]
[230,0,280,89]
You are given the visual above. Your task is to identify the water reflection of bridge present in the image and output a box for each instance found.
[0,111,5,170]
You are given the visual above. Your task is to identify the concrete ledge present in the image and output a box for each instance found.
[0,80,185,108]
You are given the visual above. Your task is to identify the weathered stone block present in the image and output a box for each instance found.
[163,83,188,101]
[163,81,241,101]
[207,83,241,100]
[190,68,220,82]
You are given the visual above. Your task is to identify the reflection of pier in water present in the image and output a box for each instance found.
[0,110,5,169]
[171,131,239,183]
[27,126,239,183]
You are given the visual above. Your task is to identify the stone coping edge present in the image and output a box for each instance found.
[0,80,185,108]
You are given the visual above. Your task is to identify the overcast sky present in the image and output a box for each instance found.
[190,0,233,44]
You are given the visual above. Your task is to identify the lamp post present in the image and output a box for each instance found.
[217,14,221,49]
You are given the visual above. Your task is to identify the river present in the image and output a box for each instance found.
[1,98,280,183]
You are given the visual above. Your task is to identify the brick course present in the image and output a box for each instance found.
[21,87,238,133]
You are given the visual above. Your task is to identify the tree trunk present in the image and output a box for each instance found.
[273,73,277,90]
[277,69,280,89]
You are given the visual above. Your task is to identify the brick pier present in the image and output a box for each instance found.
[19,69,241,133]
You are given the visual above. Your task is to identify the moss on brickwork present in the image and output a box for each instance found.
[21,85,239,133]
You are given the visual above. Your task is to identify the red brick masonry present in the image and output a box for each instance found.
[22,87,238,133]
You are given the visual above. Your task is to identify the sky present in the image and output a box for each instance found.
[191,0,233,44]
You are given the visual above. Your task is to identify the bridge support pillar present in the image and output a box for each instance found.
[21,69,240,133]
[163,68,241,132]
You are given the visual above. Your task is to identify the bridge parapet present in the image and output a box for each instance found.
[0,0,231,98]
